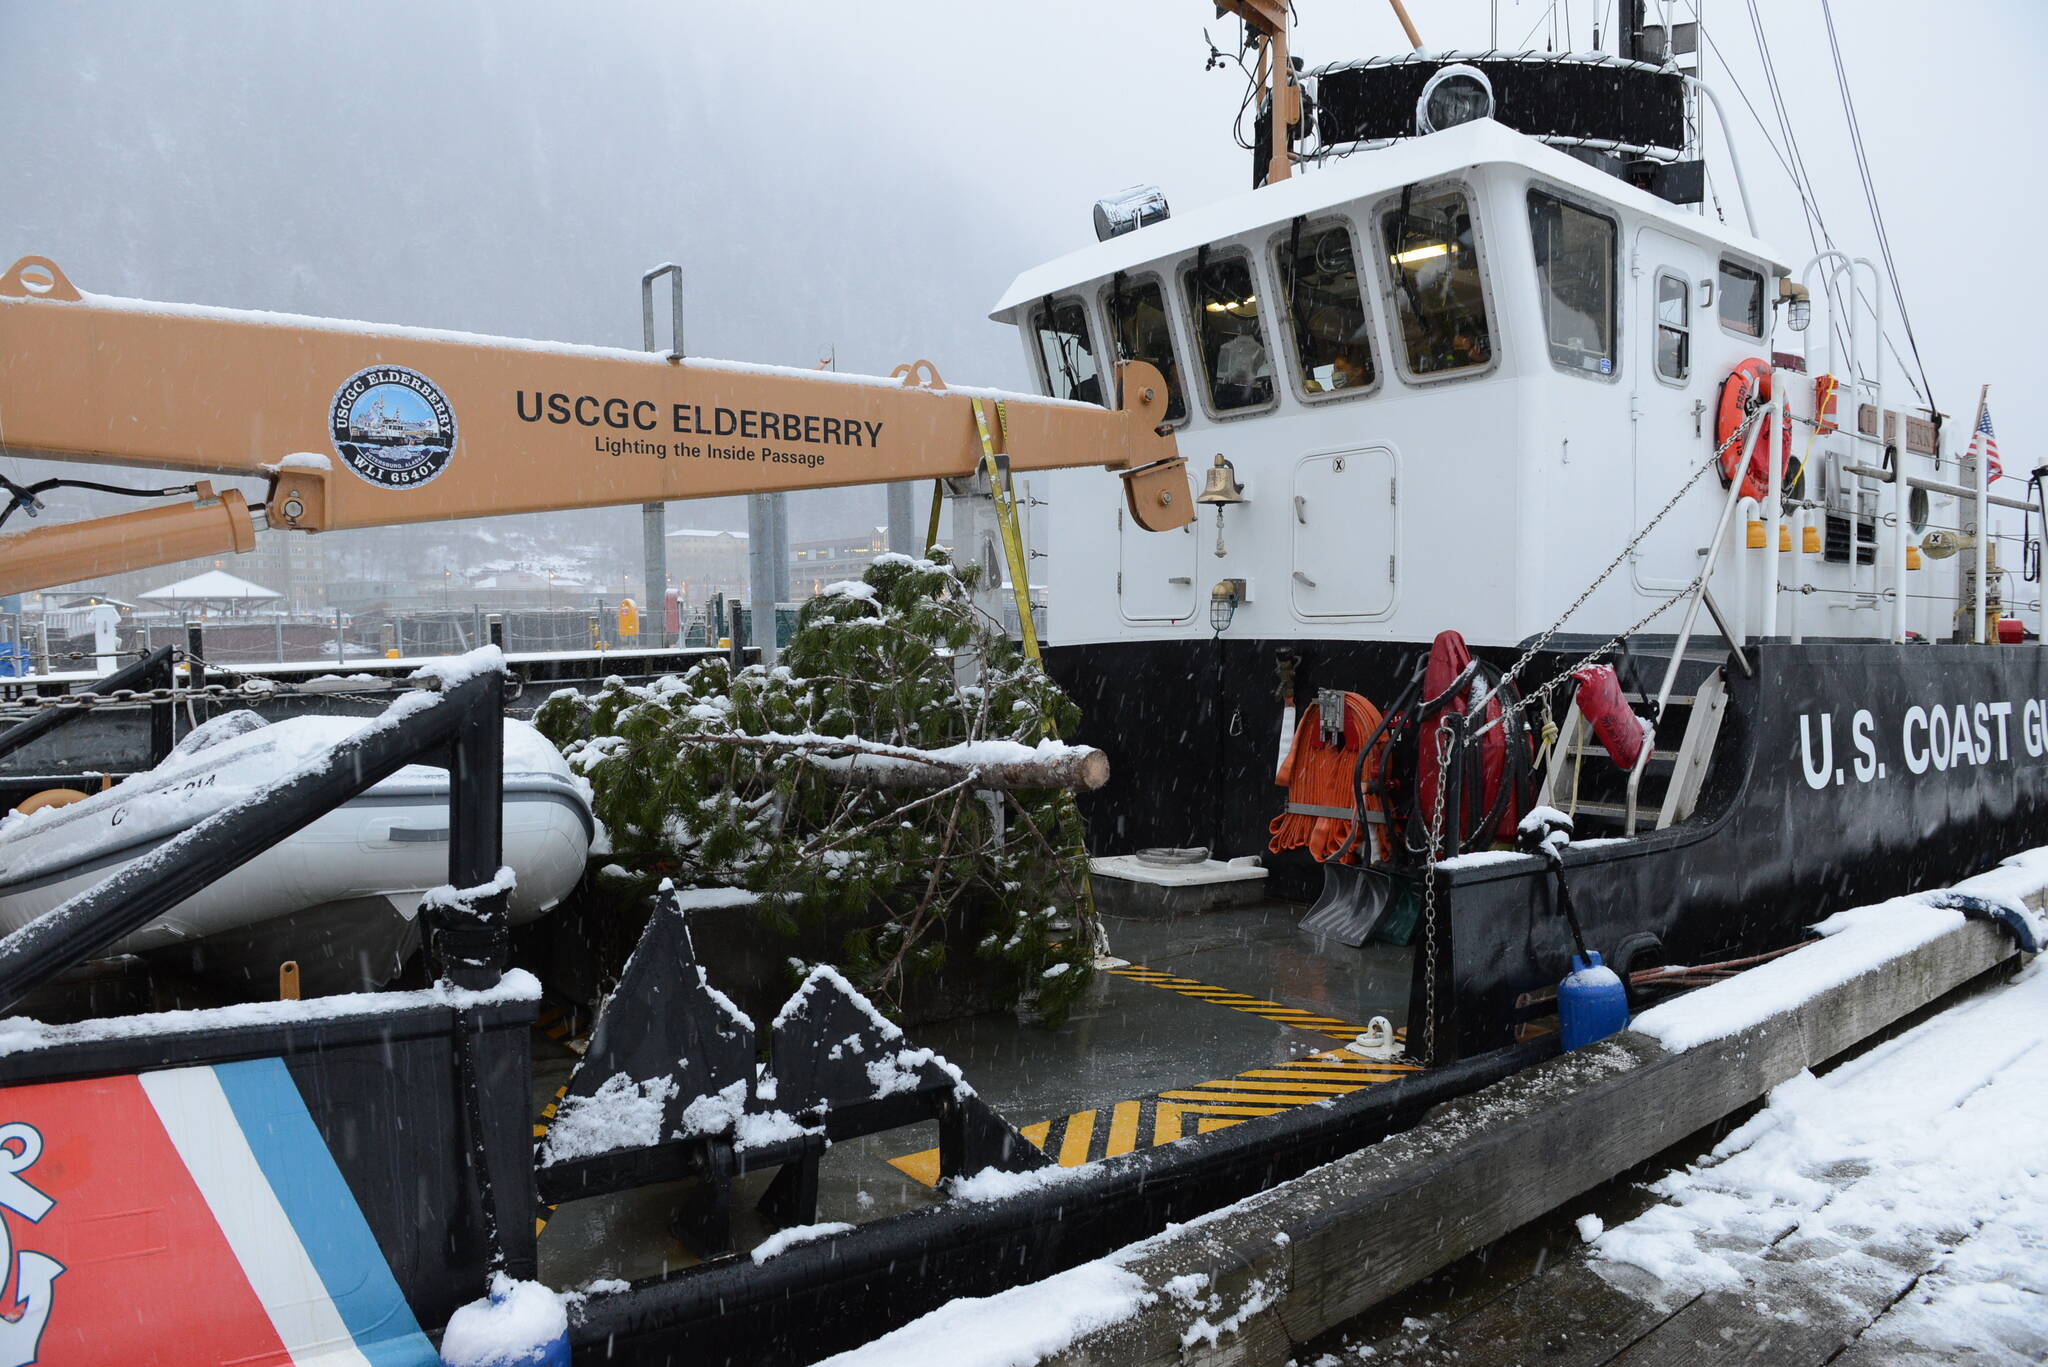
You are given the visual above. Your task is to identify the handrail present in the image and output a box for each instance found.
[1625,404,1767,834]
[0,663,508,1011]
[1843,462,2036,513]
[1681,77,1757,237]
[1802,251,1891,619]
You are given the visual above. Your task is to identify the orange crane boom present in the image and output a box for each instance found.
[0,256,1189,596]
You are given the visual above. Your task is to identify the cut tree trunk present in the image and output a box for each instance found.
[672,732,1110,792]
[822,747,1109,793]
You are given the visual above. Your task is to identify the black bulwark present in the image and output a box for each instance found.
[0,662,538,1330]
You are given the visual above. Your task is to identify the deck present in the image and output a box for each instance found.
[533,898,1418,1286]
[808,858,2043,1367]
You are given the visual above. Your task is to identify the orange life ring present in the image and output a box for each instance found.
[13,788,90,816]
[1716,358,1781,503]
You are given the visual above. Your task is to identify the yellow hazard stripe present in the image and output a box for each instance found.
[1105,1100,1142,1156]
[894,1147,943,1188]
[1059,1109,1097,1167]
[1157,1088,1325,1107]
[1103,964,1378,1040]
[1238,1069,1413,1086]
[887,1058,1405,1185]
[1149,1099,1295,1116]
[531,1077,573,1235]
[886,969,1422,1185]
[1181,1076,1363,1094]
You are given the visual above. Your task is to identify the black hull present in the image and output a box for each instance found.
[1048,637,2048,1060]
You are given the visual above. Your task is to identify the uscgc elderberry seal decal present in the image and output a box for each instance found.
[329,366,457,488]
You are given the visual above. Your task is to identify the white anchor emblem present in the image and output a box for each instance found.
[0,1124,61,1367]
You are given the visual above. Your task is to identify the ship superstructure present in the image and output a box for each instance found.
[992,8,2043,1060]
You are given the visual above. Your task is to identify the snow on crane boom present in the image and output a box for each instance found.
[0,255,1190,596]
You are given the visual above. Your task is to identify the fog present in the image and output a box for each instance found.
[3,0,2040,598]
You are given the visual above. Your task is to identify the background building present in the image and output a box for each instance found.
[667,528,750,602]
[791,528,886,596]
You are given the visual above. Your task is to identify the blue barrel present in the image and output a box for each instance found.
[1558,951,1629,1050]
[439,1278,571,1367]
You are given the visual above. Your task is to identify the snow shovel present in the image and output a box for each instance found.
[1299,858,1395,947]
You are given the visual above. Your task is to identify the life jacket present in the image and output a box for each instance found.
[1403,630,1533,856]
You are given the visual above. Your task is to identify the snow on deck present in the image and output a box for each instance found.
[810,848,2048,1364]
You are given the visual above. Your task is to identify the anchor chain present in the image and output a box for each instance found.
[1471,406,1770,741]
[0,667,450,717]
[0,680,279,712]
[11,648,153,665]
[1419,721,1454,1065]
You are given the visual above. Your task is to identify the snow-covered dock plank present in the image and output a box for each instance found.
[833,852,2046,1366]
[1354,946,2048,1366]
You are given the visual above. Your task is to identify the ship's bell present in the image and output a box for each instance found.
[1197,454,1248,506]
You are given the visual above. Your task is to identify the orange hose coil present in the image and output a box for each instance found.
[1268,691,1389,865]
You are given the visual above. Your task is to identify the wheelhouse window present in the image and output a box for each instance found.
[1183,251,1273,413]
[1718,259,1766,338]
[1655,270,1690,381]
[1275,221,1377,397]
[1527,189,1617,376]
[1106,275,1187,423]
[1030,297,1102,404]
[1381,188,1493,377]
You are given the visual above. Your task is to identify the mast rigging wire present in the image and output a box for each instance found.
[1517,2,1561,52]
[1692,1,1928,407]
[1818,0,1938,419]
[1747,0,1826,259]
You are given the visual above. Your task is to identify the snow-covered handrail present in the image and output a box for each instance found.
[0,650,512,1009]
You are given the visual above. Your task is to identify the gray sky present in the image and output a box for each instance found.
[4,1,2042,550]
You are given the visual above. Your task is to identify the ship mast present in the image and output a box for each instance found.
[1221,0,1428,187]
[1216,0,1295,186]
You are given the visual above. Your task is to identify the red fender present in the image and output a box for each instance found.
[1570,663,1645,770]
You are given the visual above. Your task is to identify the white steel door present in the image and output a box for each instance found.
[1631,227,1715,592]
[1291,446,1398,620]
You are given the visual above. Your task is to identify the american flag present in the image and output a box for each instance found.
[1962,402,2003,483]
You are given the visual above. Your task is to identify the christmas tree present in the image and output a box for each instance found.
[535,549,1100,1023]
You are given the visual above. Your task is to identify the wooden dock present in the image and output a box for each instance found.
[1029,902,2032,1366]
